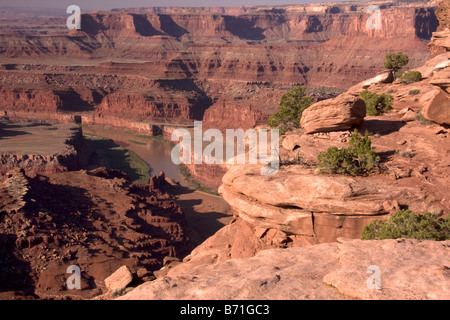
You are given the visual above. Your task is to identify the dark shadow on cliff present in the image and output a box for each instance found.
[223,16,266,40]
[159,14,188,38]
[357,119,406,136]
[132,14,165,36]
[158,79,213,120]
[414,8,439,40]
[58,89,95,112]
[23,175,97,234]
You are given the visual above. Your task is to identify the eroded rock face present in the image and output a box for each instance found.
[219,164,426,243]
[300,93,366,134]
[119,238,450,300]
[429,0,450,56]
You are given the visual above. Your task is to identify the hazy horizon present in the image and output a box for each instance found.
[0,0,372,11]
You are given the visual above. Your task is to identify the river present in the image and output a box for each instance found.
[81,125,232,244]
[82,125,184,183]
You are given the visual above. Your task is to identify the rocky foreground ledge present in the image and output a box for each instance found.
[119,238,450,300]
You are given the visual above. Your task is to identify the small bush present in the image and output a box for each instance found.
[416,110,432,125]
[408,89,420,95]
[399,71,422,84]
[361,209,450,241]
[317,129,380,176]
[400,150,414,158]
[360,90,394,116]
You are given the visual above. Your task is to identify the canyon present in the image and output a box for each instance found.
[0,121,198,299]
[0,0,449,300]
[1,0,440,189]
[118,0,450,300]
[0,1,439,130]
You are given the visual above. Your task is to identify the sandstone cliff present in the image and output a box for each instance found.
[429,0,450,56]
[0,1,439,131]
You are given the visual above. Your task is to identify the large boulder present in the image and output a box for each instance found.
[421,88,450,125]
[300,93,366,134]
[104,266,133,293]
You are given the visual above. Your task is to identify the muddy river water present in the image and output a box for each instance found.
[82,125,183,183]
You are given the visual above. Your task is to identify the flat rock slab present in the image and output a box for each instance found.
[119,239,450,300]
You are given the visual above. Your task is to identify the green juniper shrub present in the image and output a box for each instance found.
[384,52,409,77]
[360,90,394,116]
[361,209,450,241]
[317,129,380,176]
[267,86,314,134]
[399,71,422,84]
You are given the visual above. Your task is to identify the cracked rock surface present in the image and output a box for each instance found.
[120,238,450,300]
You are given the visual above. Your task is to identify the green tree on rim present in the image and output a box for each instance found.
[267,86,314,134]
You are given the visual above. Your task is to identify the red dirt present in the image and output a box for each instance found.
[0,168,193,300]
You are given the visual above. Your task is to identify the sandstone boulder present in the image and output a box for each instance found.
[300,93,366,134]
[104,266,133,293]
[401,109,417,122]
[429,30,450,56]
[322,238,450,300]
[361,71,394,88]
[420,88,450,125]
[428,0,450,56]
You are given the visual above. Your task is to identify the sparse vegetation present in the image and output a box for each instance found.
[384,52,409,78]
[408,89,420,95]
[267,86,314,134]
[400,71,422,84]
[178,164,219,195]
[128,139,146,145]
[360,90,394,116]
[83,134,150,184]
[361,209,450,241]
[400,150,414,158]
[416,110,432,125]
[317,129,380,176]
